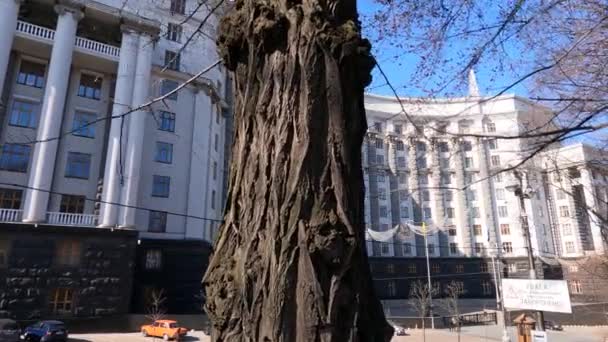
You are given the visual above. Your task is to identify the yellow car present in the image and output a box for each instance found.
[141,320,188,341]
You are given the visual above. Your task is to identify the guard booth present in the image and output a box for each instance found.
[513,314,536,342]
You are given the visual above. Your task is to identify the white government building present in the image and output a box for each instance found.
[362,79,607,261]
[0,0,227,242]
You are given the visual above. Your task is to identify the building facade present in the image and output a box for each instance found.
[363,91,607,300]
[0,0,228,319]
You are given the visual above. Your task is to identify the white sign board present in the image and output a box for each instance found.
[502,278,572,313]
[531,330,547,342]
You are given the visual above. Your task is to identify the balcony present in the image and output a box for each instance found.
[15,20,120,61]
[0,209,23,222]
[47,212,98,227]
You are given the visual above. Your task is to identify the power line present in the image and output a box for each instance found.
[0,181,223,223]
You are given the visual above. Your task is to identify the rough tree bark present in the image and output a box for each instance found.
[202,0,392,340]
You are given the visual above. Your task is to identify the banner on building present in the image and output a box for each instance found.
[502,278,572,313]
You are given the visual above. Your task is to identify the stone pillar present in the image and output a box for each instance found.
[429,140,444,256]
[0,0,21,95]
[23,5,82,222]
[407,138,422,256]
[477,138,498,254]
[118,33,154,228]
[451,138,473,256]
[98,27,140,228]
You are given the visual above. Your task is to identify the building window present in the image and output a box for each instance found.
[379,206,388,217]
[464,157,474,168]
[432,263,440,273]
[416,142,427,152]
[481,281,492,295]
[438,142,449,152]
[502,242,513,254]
[158,111,176,132]
[440,158,450,169]
[375,138,383,149]
[164,50,181,71]
[565,241,576,253]
[441,173,452,184]
[397,157,406,168]
[0,144,31,172]
[471,207,480,218]
[394,124,403,134]
[152,175,171,197]
[449,243,458,255]
[78,74,102,100]
[507,263,517,274]
[49,288,74,315]
[569,280,583,294]
[488,139,497,150]
[427,243,435,254]
[408,264,416,273]
[498,206,508,218]
[398,173,407,184]
[376,155,385,166]
[214,134,219,151]
[556,189,565,200]
[569,265,579,273]
[500,224,510,235]
[386,263,395,274]
[423,207,432,219]
[563,224,572,235]
[145,250,162,270]
[213,161,218,180]
[494,173,502,182]
[416,157,427,169]
[380,243,389,255]
[491,155,501,167]
[60,195,85,213]
[455,264,464,273]
[475,243,484,255]
[170,0,186,14]
[495,188,505,200]
[56,240,80,266]
[149,211,167,232]
[402,243,411,255]
[72,111,96,138]
[378,188,387,201]
[155,142,173,164]
[211,190,216,209]
[396,141,404,150]
[559,206,570,217]
[160,79,179,100]
[399,190,408,200]
[422,190,430,201]
[446,208,455,219]
[0,188,22,209]
[473,225,482,236]
[480,262,488,273]
[388,281,396,296]
[166,23,182,42]
[448,227,457,236]
[373,122,382,131]
[17,60,46,88]
[65,152,91,179]
[445,190,453,201]
[462,141,472,151]
[9,100,37,128]
[486,122,496,133]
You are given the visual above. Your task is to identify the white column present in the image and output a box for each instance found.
[185,88,212,240]
[118,33,153,228]
[0,0,21,95]
[23,5,82,222]
[98,28,139,227]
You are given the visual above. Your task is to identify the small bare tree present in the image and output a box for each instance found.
[146,289,167,322]
[441,281,466,342]
[409,280,437,342]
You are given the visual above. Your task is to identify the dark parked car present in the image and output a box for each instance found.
[544,320,563,331]
[20,321,67,342]
[0,319,20,342]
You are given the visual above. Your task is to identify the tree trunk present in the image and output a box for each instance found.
[202,0,392,341]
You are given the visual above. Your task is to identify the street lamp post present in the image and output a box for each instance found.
[422,222,435,329]
[491,246,510,342]
[506,169,545,331]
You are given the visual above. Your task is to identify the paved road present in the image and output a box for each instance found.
[70,325,608,342]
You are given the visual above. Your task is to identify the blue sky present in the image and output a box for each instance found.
[357,0,531,99]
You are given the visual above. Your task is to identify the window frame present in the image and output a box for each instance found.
[155,142,174,164]
[0,188,23,209]
[152,175,171,198]
[158,111,176,132]
[72,111,96,138]
[160,79,179,101]
[164,50,181,71]
[9,100,38,128]
[149,211,167,232]
[65,152,92,179]
[166,23,183,42]
[170,0,186,14]
[49,288,74,315]
[55,240,81,267]
[145,249,163,270]
[59,195,85,214]
[17,59,46,88]
[77,73,102,100]
[0,144,31,173]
